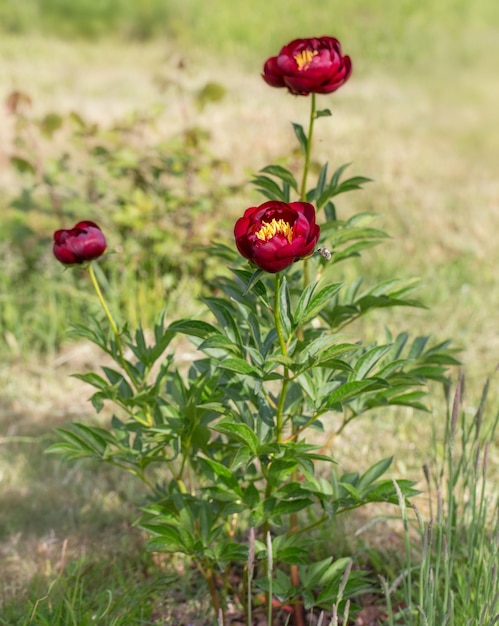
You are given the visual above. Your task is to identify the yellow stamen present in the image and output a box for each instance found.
[255,219,293,243]
[294,49,318,71]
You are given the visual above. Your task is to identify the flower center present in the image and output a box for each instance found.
[294,49,318,71]
[255,218,293,244]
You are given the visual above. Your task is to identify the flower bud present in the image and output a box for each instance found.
[53,221,107,265]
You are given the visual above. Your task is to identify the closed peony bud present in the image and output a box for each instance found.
[53,221,107,265]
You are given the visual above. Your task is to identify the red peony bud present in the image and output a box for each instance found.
[262,36,351,96]
[234,201,320,273]
[53,221,107,265]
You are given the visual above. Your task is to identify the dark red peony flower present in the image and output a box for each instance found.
[234,201,320,273]
[262,36,351,96]
[53,221,107,265]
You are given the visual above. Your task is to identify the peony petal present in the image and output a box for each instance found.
[53,221,107,265]
[262,36,351,96]
[234,200,320,273]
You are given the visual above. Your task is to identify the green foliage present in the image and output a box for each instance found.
[1,95,235,354]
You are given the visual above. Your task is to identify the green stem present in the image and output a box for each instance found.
[299,93,316,201]
[273,278,305,624]
[300,93,316,289]
[273,273,289,443]
[88,262,120,337]
[283,410,323,442]
[88,263,143,396]
[196,560,222,620]
[273,273,287,356]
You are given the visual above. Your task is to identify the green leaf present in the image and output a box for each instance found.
[338,481,362,501]
[335,175,372,194]
[321,224,388,246]
[195,81,226,109]
[202,297,243,345]
[46,424,115,460]
[366,479,420,504]
[69,110,86,129]
[407,335,430,358]
[102,366,134,398]
[265,354,295,370]
[316,166,372,208]
[315,108,332,118]
[306,162,329,204]
[230,269,270,307]
[39,112,63,137]
[351,345,392,380]
[241,269,265,296]
[269,498,314,517]
[268,458,298,484]
[242,483,260,507]
[318,342,359,361]
[198,334,241,355]
[315,556,351,587]
[293,280,318,325]
[218,357,258,376]
[213,421,259,453]
[357,457,393,491]
[68,322,109,352]
[10,156,36,175]
[231,446,253,472]
[251,174,287,201]
[292,122,308,156]
[274,546,310,565]
[331,162,352,188]
[324,201,337,221]
[198,458,243,497]
[214,542,248,566]
[294,282,343,325]
[277,275,292,341]
[326,380,384,409]
[300,557,334,588]
[168,319,221,339]
[146,531,185,554]
[330,240,380,264]
[72,372,110,392]
[260,164,299,192]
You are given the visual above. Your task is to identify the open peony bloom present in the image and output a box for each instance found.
[53,221,107,265]
[234,201,320,273]
[262,36,351,96]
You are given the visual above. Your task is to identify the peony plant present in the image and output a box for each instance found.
[49,36,457,625]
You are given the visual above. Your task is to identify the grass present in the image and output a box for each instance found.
[1,1,499,622]
[384,376,499,625]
